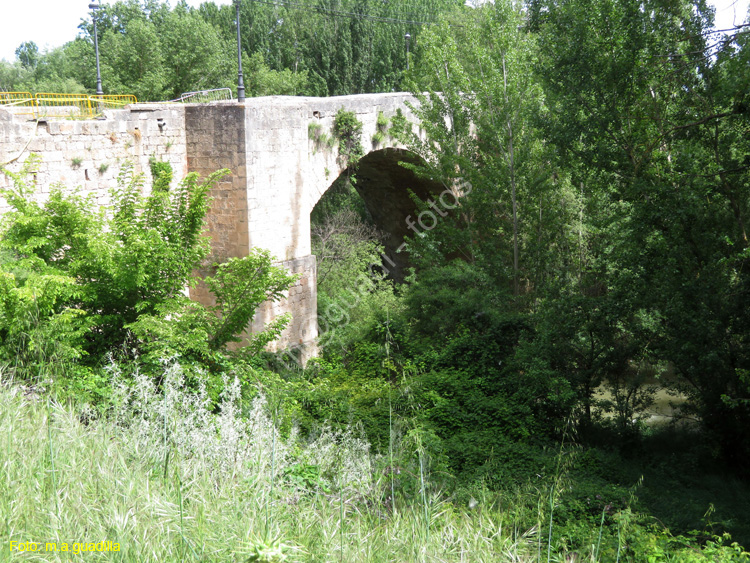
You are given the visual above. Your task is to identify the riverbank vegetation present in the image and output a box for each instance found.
[1,0,750,560]
[2,366,748,562]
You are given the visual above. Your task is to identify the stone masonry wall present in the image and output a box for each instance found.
[0,104,187,210]
[238,94,419,362]
[249,255,318,357]
[184,104,318,361]
[184,104,248,266]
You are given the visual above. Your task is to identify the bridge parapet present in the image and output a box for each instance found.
[0,103,187,209]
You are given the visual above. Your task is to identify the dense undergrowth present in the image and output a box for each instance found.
[2,364,748,563]
[0,161,748,560]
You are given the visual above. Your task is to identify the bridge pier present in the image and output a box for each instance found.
[183,95,422,361]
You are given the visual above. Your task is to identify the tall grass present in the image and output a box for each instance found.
[0,363,539,562]
[1,362,747,562]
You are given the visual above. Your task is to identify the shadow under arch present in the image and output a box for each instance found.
[316,147,445,282]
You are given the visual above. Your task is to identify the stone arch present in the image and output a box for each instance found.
[313,148,445,282]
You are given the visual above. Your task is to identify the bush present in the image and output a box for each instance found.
[332,108,364,166]
[0,157,297,401]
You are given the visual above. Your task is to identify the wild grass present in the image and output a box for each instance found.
[308,122,334,155]
[0,363,540,562]
[1,362,747,562]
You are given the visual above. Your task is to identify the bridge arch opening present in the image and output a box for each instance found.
[311,148,445,283]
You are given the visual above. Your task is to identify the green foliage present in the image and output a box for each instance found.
[160,8,229,98]
[205,0,463,96]
[0,266,90,383]
[332,108,364,167]
[380,0,750,480]
[283,463,332,494]
[99,17,169,100]
[7,370,745,563]
[375,111,389,132]
[204,251,298,353]
[402,260,504,338]
[2,0,464,99]
[388,108,412,142]
[0,156,99,386]
[244,51,309,97]
[6,373,750,560]
[310,174,369,226]
[307,122,320,139]
[4,0,750,556]
[372,112,389,147]
[15,41,39,69]
[0,157,297,398]
[535,0,750,469]
[405,2,553,296]
[242,538,294,563]
[312,213,398,354]
[307,121,334,154]
[149,157,172,193]
[371,130,385,148]
[0,42,87,94]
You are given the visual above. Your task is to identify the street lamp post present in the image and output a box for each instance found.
[405,33,411,71]
[235,0,245,102]
[88,1,103,96]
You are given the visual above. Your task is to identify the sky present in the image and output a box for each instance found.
[0,0,748,63]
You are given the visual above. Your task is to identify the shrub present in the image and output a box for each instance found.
[332,108,364,166]
[0,157,297,400]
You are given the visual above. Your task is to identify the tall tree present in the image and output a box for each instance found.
[404,1,567,301]
[392,2,581,446]
[15,42,39,69]
[536,0,750,465]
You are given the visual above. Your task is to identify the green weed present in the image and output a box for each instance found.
[1,365,747,562]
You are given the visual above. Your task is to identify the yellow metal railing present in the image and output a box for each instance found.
[34,93,138,119]
[0,92,36,116]
[0,92,137,119]
[0,92,34,105]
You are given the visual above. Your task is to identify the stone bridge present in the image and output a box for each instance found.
[0,93,443,360]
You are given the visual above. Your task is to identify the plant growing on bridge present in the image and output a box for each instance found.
[387,109,411,143]
[372,111,389,148]
[333,108,364,167]
[308,122,334,154]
